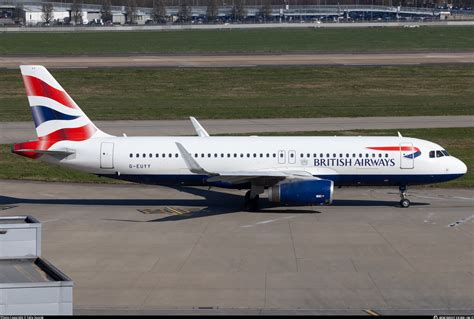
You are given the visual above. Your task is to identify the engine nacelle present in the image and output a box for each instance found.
[267,179,334,206]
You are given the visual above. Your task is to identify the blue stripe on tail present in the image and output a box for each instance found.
[31,105,80,127]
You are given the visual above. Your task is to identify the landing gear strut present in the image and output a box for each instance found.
[399,185,410,208]
[244,191,259,212]
[244,185,264,212]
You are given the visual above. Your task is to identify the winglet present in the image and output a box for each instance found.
[190,117,210,137]
[175,142,213,175]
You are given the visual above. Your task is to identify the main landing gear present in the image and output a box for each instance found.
[399,185,410,208]
[244,185,264,212]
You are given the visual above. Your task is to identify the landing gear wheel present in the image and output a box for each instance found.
[244,191,259,212]
[398,185,410,208]
[400,198,410,208]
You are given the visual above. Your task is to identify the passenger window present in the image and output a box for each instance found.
[266,153,270,158]
[326,153,330,158]
[429,151,435,158]
[142,153,146,158]
[299,153,303,158]
[129,153,133,158]
[149,153,152,158]
[136,153,139,158]
[169,153,172,158]
[240,154,244,158]
[378,154,382,158]
[260,154,263,158]
[155,154,159,158]
[359,154,362,158]
[195,153,198,158]
[372,154,375,158]
[333,153,336,157]
[214,153,218,158]
[339,154,343,158]
[307,153,310,158]
[352,154,356,158]
[227,154,231,158]
[313,153,317,158]
[163,153,166,158]
[201,153,205,158]
[280,153,284,158]
[320,153,323,157]
[247,153,250,158]
[208,154,211,158]
[365,154,369,158]
[221,154,224,158]
[253,153,257,158]
[385,154,388,158]
[234,153,237,158]
[175,154,178,158]
[273,153,276,158]
[346,153,349,158]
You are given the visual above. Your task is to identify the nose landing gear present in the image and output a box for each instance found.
[399,185,410,208]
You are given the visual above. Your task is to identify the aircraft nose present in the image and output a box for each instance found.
[455,158,468,175]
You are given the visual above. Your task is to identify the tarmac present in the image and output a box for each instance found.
[1,115,473,144]
[1,52,474,68]
[0,180,472,315]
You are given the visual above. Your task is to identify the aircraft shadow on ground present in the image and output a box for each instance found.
[0,186,429,222]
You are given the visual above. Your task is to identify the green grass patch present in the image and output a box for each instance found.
[1,26,474,55]
[1,127,472,187]
[1,65,474,121]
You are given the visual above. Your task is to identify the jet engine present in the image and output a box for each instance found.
[267,179,334,206]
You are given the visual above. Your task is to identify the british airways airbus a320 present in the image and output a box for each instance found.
[13,66,467,211]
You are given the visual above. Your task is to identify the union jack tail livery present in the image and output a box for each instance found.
[13,65,111,158]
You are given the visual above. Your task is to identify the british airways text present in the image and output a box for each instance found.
[314,158,396,167]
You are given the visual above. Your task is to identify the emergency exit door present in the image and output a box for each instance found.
[100,142,114,169]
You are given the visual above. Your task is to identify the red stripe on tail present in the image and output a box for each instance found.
[13,124,96,159]
[23,75,78,109]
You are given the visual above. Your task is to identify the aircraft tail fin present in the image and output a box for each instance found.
[20,65,111,141]
[13,65,112,159]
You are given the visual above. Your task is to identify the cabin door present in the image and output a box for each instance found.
[278,150,286,164]
[100,142,114,169]
[400,142,414,169]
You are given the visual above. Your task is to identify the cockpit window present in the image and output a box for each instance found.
[442,150,450,156]
[429,151,435,158]
[436,150,444,158]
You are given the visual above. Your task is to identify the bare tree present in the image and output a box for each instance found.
[100,0,113,23]
[177,0,191,23]
[13,3,24,25]
[71,0,83,25]
[126,0,138,24]
[206,0,219,22]
[232,0,247,22]
[41,3,54,25]
[152,0,167,23]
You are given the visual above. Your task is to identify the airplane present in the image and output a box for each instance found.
[12,65,467,211]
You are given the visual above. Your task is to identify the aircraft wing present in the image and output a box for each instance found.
[190,116,210,137]
[176,142,318,186]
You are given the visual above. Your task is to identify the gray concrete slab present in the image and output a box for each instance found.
[1,115,473,144]
[1,52,474,69]
[0,180,472,314]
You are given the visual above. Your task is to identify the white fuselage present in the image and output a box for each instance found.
[45,135,467,188]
